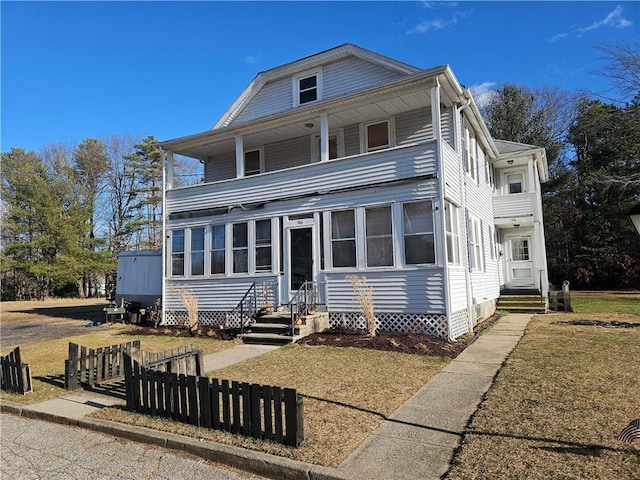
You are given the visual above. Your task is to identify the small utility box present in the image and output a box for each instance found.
[104,306,127,323]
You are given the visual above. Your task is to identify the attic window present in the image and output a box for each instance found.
[294,69,322,106]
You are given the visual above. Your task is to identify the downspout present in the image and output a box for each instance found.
[431,79,452,340]
[459,99,475,332]
[160,149,173,326]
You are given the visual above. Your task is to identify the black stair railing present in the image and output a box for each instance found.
[287,281,321,335]
[229,283,257,335]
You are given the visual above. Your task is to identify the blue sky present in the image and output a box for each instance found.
[2,1,638,153]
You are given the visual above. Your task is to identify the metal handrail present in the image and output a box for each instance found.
[230,282,257,335]
[287,281,320,335]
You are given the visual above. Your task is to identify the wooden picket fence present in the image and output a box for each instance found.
[65,340,140,390]
[140,344,203,377]
[122,353,304,447]
[0,346,32,395]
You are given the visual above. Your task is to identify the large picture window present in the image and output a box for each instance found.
[331,210,356,268]
[171,229,185,276]
[403,201,435,265]
[210,225,226,275]
[365,206,393,267]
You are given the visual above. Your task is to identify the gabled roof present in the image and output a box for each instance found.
[213,43,421,129]
[493,139,549,182]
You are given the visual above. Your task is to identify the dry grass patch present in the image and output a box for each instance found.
[0,298,106,323]
[447,312,640,480]
[0,324,238,404]
[94,344,449,467]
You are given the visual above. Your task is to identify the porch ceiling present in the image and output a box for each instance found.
[162,77,440,162]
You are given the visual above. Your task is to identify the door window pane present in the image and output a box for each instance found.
[331,210,356,267]
[512,239,530,261]
[507,173,524,194]
[366,206,393,267]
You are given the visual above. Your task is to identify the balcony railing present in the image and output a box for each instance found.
[166,141,437,217]
[493,192,537,222]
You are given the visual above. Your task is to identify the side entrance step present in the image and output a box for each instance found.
[240,311,298,345]
[498,292,546,314]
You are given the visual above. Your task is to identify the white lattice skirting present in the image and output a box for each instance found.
[329,312,449,339]
[449,309,470,340]
[164,310,242,328]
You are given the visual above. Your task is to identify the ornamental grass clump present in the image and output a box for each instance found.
[174,287,199,333]
[346,275,377,337]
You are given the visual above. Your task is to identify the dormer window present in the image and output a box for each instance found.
[294,69,322,106]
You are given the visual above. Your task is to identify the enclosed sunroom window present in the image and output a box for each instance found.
[331,210,356,268]
[210,225,226,275]
[402,201,435,265]
[171,229,185,276]
[365,206,393,267]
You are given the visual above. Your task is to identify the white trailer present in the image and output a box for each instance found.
[115,250,162,307]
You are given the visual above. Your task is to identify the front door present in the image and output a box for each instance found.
[283,215,318,301]
[507,235,534,287]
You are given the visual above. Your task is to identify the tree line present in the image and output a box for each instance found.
[1,135,169,299]
[1,42,638,299]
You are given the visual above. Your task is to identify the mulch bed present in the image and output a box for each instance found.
[296,313,503,358]
[119,313,503,359]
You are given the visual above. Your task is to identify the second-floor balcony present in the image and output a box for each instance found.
[166,141,437,218]
[492,192,537,227]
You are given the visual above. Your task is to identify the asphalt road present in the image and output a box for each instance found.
[1,414,264,480]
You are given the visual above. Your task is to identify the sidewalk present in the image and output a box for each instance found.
[1,314,533,480]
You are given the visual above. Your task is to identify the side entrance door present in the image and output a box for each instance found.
[506,235,534,288]
[283,215,319,301]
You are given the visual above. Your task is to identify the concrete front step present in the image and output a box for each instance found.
[240,332,295,345]
[248,322,294,335]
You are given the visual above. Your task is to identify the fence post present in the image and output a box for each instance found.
[122,352,134,411]
[65,343,79,390]
[284,388,303,447]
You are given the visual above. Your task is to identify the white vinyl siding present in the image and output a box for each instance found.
[205,152,236,183]
[264,136,311,171]
[396,108,433,146]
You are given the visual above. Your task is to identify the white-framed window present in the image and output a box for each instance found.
[365,205,393,267]
[506,172,525,194]
[210,224,225,275]
[171,229,185,276]
[190,227,205,276]
[244,149,263,176]
[255,219,272,272]
[293,69,322,106]
[364,119,393,152]
[330,210,356,268]
[445,201,460,265]
[469,217,483,271]
[403,201,435,265]
[232,223,249,273]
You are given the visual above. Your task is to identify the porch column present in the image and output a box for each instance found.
[235,135,245,178]
[320,113,329,162]
[527,156,536,193]
[164,151,174,190]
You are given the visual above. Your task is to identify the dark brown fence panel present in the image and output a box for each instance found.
[122,353,303,447]
[0,346,32,395]
[141,345,203,377]
[66,340,140,390]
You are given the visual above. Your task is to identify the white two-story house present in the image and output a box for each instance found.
[159,44,549,341]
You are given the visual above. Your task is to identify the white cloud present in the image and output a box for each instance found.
[578,5,632,35]
[470,82,498,108]
[243,55,259,65]
[549,33,569,42]
[407,9,470,34]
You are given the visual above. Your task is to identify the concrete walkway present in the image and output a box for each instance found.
[337,313,532,480]
[1,314,533,480]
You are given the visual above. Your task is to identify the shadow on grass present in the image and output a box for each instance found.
[24,304,108,322]
[33,374,66,389]
[302,393,463,436]
[465,429,636,455]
